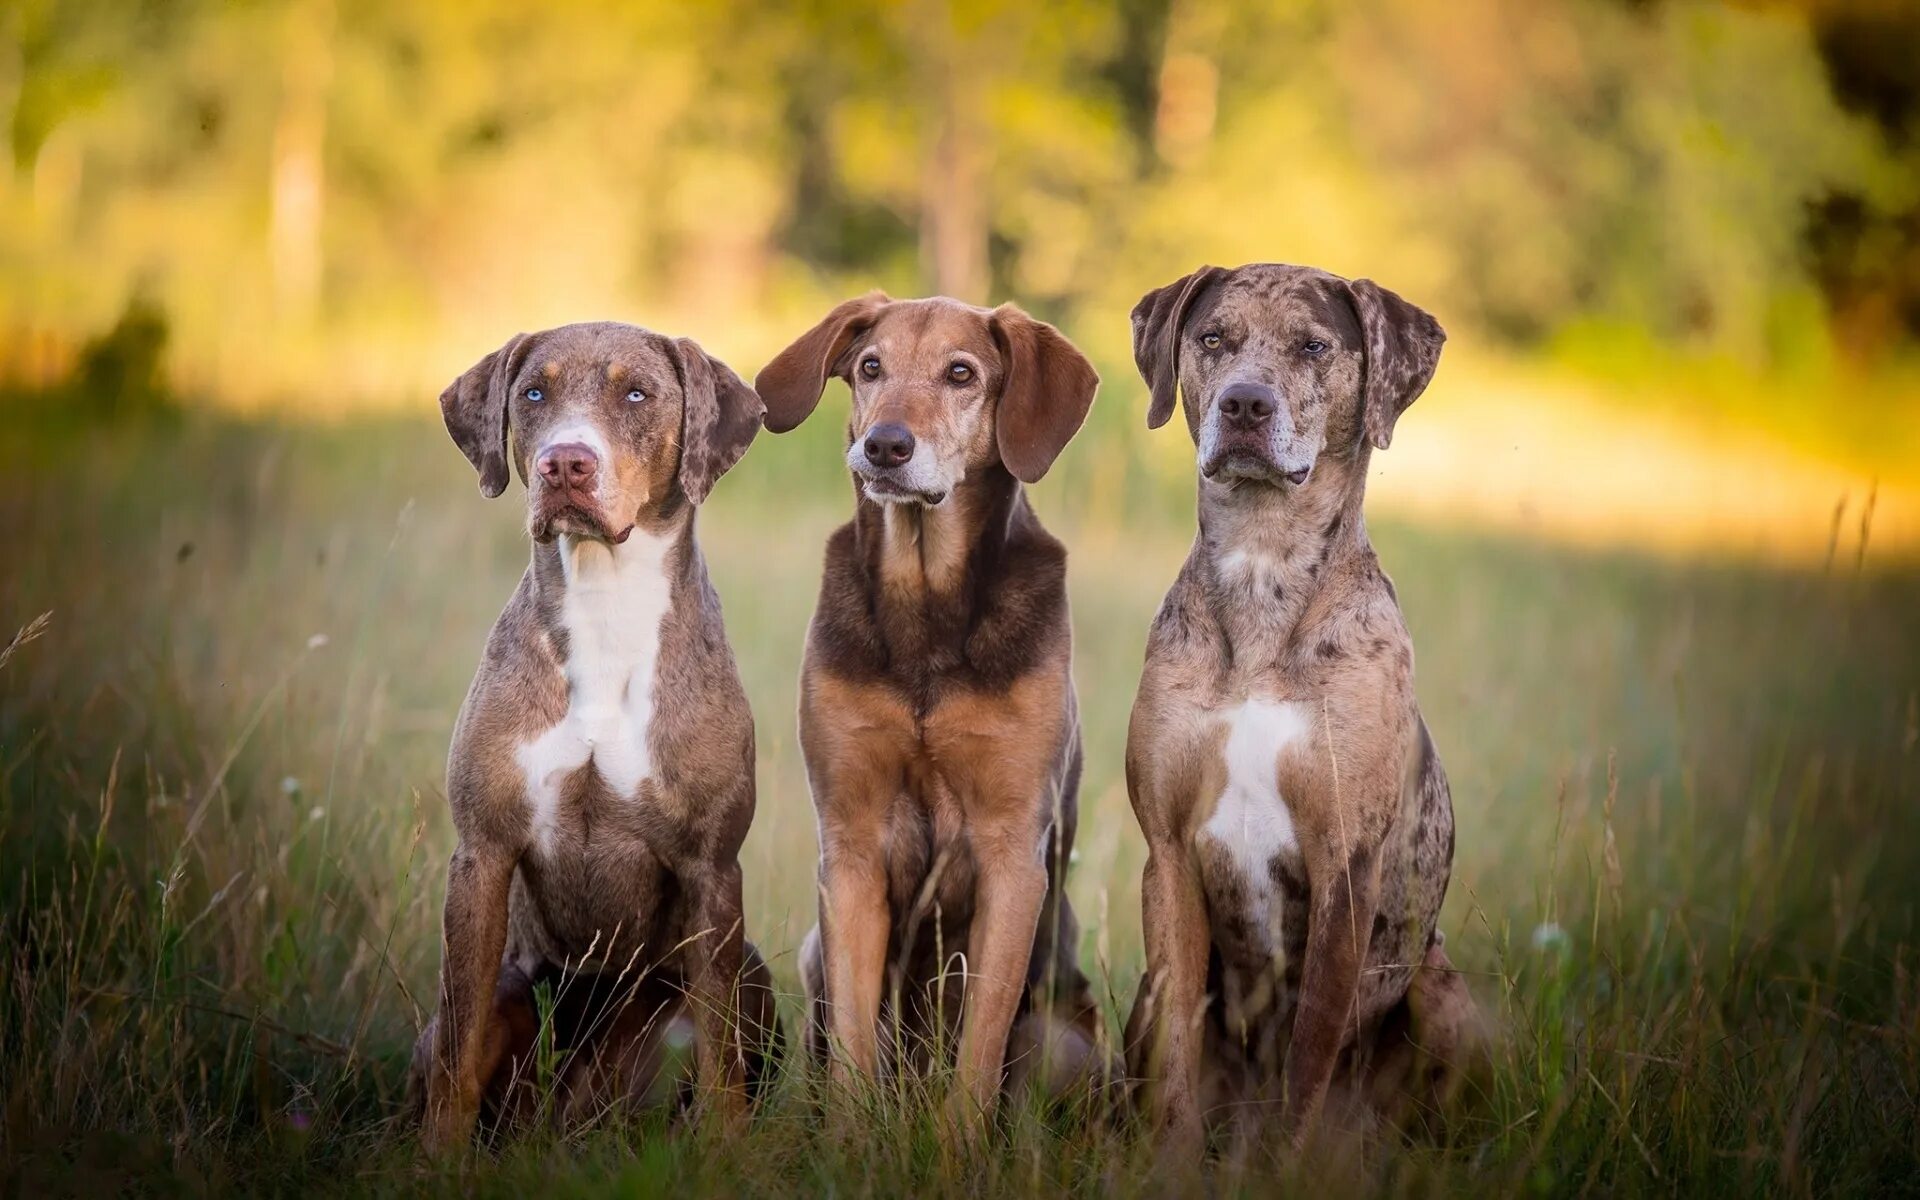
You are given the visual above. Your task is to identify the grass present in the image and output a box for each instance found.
[1,403,1917,1196]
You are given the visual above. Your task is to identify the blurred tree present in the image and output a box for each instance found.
[912,0,990,301]
[0,0,1913,403]
[70,293,171,418]
[1096,0,1172,177]
[773,0,1128,306]
[269,0,332,322]
[1808,0,1920,362]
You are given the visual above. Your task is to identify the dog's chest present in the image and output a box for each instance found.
[1194,698,1312,955]
[516,534,673,851]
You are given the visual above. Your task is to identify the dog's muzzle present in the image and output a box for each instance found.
[1200,383,1313,488]
[849,423,949,506]
[531,441,632,542]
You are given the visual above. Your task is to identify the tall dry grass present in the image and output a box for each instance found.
[1,409,1916,1195]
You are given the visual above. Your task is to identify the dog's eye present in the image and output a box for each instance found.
[947,362,972,384]
[860,357,881,380]
[524,387,544,403]
[1201,333,1222,350]
[626,389,645,404]
[1302,339,1328,357]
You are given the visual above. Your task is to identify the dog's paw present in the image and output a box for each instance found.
[417,1101,476,1158]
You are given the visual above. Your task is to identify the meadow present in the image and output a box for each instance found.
[1,398,1917,1197]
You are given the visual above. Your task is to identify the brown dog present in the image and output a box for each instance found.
[754,294,1105,1122]
[1121,265,1477,1149]
[418,322,780,1150]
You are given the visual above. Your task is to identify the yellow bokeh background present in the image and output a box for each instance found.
[4,0,1917,558]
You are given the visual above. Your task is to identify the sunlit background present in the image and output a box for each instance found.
[6,0,1918,553]
[3,1,1919,1193]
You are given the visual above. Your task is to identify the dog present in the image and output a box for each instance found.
[417,321,781,1150]
[1120,264,1478,1149]
[753,294,1106,1123]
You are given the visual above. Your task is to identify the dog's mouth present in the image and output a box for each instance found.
[1202,446,1313,489]
[531,500,634,545]
[859,474,948,507]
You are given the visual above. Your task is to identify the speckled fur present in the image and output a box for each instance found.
[418,324,780,1151]
[1121,264,1475,1149]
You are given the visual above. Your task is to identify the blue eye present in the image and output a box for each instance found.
[626,389,645,404]
[524,387,543,402]
[1302,340,1328,356]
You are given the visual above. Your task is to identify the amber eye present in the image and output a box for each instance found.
[1201,333,1222,350]
[1302,339,1328,357]
[860,356,881,380]
[947,362,973,384]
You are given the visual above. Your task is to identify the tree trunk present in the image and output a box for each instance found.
[270,0,333,323]
[916,0,988,303]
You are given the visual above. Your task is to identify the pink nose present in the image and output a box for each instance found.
[536,442,599,492]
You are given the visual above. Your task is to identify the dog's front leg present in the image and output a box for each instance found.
[951,822,1048,1127]
[1136,842,1210,1151]
[422,840,517,1154]
[818,825,891,1083]
[1280,846,1379,1141]
[684,858,749,1121]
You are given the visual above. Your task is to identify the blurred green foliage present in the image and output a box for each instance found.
[0,0,1916,405]
[68,294,173,418]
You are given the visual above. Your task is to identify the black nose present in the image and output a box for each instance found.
[863,422,916,468]
[1217,382,1276,429]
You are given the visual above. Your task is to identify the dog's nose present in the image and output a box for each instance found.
[536,442,599,491]
[863,423,916,469]
[1217,383,1276,429]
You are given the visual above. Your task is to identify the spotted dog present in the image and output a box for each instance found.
[418,322,780,1150]
[1121,264,1479,1149]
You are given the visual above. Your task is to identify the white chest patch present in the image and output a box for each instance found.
[516,530,674,850]
[1215,548,1273,579]
[1214,548,1294,601]
[1197,698,1312,945]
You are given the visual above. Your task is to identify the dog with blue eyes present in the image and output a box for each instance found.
[417,322,781,1151]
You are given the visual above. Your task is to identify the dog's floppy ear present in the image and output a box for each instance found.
[440,333,531,497]
[1130,265,1227,430]
[1346,278,1445,451]
[755,291,890,433]
[988,304,1099,484]
[670,338,764,504]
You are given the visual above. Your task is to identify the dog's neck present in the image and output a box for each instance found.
[529,508,695,625]
[512,511,693,827]
[1195,445,1373,661]
[851,463,1023,669]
